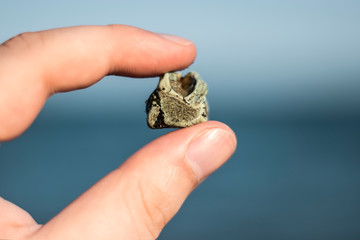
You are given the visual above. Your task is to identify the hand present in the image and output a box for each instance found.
[0,25,236,239]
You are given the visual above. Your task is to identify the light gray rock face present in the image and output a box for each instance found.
[146,72,209,129]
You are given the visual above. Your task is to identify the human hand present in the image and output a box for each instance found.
[0,25,236,239]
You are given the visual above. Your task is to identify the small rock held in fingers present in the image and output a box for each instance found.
[146,72,209,129]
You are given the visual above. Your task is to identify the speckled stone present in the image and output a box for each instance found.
[146,72,209,129]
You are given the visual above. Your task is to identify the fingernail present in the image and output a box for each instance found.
[159,33,193,46]
[186,128,236,180]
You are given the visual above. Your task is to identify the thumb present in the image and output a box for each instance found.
[31,121,236,240]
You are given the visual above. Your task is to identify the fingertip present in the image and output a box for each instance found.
[183,121,237,180]
[159,34,194,46]
[159,33,197,64]
[200,120,236,133]
[180,121,237,146]
[140,120,237,181]
[106,25,197,77]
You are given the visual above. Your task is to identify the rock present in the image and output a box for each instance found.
[146,72,209,129]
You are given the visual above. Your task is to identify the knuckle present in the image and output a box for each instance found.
[136,179,170,238]
[118,162,199,238]
[1,31,45,52]
[132,164,194,238]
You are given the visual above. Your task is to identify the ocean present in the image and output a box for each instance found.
[1,115,359,239]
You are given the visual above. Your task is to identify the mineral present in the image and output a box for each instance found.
[146,72,209,129]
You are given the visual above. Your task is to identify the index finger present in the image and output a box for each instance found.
[0,25,197,141]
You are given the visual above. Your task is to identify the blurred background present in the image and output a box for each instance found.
[1,1,360,239]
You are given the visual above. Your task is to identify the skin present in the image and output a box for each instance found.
[0,25,237,239]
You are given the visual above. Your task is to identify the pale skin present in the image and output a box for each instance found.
[0,25,237,239]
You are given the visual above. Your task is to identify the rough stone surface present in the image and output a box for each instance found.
[146,72,209,129]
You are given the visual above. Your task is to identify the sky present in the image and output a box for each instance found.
[1,1,360,238]
[0,0,360,122]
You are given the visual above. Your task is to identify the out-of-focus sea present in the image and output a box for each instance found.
[1,1,360,239]
[1,91,360,239]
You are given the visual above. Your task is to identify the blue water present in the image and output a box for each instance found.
[1,1,360,239]
[1,116,359,239]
